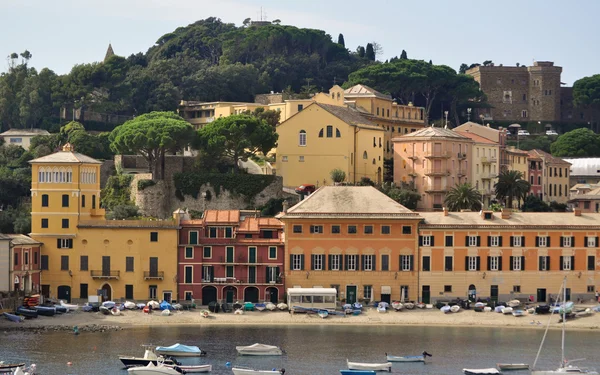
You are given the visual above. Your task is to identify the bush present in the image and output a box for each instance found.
[174,172,275,201]
[137,179,156,191]
[549,201,567,212]
[330,168,346,183]
[101,174,134,210]
[106,204,140,220]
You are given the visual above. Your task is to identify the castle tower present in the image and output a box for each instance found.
[29,143,104,301]
[104,43,115,63]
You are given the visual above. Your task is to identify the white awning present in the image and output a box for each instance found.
[381,286,391,294]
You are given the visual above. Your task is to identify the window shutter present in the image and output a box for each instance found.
[596,237,599,247]
[559,256,564,270]
[510,236,514,247]
[275,267,280,281]
[361,255,365,271]
[509,256,514,271]
[487,256,491,271]
[487,236,491,247]
[431,236,435,246]
[588,256,595,271]
[311,255,315,270]
[409,255,414,271]
[546,256,550,271]
[465,236,469,246]
[57,239,61,248]
[547,236,551,247]
[418,236,423,246]
[465,256,469,271]
[202,267,205,281]
[535,236,539,247]
[476,256,481,271]
[521,236,525,247]
[585,237,589,247]
[499,237,503,247]
[498,256,503,271]
[571,236,575,247]
[328,255,333,270]
[570,256,575,270]
[372,256,376,271]
[68,239,73,248]
[521,256,525,271]
[560,237,564,247]
[265,266,270,283]
[289,255,293,270]
[344,255,349,271]
[300,255,305,270]
[477,236,481,246]
[538,256,543,271]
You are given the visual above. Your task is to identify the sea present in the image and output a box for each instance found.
[0,324,598,375]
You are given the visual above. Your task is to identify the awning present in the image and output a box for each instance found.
[381,286,391,294]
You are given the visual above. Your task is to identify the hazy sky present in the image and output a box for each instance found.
[1,0,597,85]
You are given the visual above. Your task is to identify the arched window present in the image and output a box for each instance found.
[363,151,368,159]
[336,92,340,99]
[318,129,324,138]
[372,158,376,165]
[299,130,307,146]
[335,128,341,138]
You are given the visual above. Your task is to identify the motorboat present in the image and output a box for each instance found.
[318,309,329,318]
[16,306,38,318]
[231,367,285,375]
[450,305,461,313]
[60,300,79,311]
[12,364,36,375]
[386,351,431,362]
[255,303,266,311]
[126,361,182,374]
[502,307,514,315]
[440,305,451,314]
[265,302,276,311]
[33,306,56,316]
[119,347,180,368]
[512,310,525,317]
[155,343,206,357]
[391,302,403,311]
[3,312,24,323]
[497,363,529,371]
[277,303,288,310]
[0,362,25,372]
[508,299,521,308]
[166,363,212,373]
[340,371,375,375]
[463,369,501,375]
[347,360,391,371]
[236,343,283,356]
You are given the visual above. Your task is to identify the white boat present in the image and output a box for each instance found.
[111,307,122,316]
[201,310,210,318]
[161,309,171,316]
[502,307,514,314]
[450,305,461,313]
[440,305,451,314]
[531,277,598,375]
[347,360,392,371]
[404,302,415,310]
[265,302,276,311]
[512,310,525,317]
[277,303,288,310]
[463,369,500,375]
[166,364,212,373]
[508,299,521,308]
[147,301,160,309]
[13,364,36,375]
[386,352,431,362]
[416,302,425,309]
[60,300,79,311]
[575,308,593,317]
[318,310,329,318]
[391,302,403,311]
[494,306,504,313]
[234,309,244,315]
[155,343,205,357]
[236,343,283,356]
[497,363,529,371]
[127,362,182,374]
[124,301,137,309]
[483,307,492,312]
[376,305,387,313]
[231,367,284,375]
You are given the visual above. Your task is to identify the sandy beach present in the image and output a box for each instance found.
[2,305,600,332]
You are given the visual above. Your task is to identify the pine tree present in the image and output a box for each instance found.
[337,33,345,47]
[365,43,375,61]
[400,50,408,59]
[357,46,365,58]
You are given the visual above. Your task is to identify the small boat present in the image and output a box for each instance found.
[347,360,392,372]
[386,351,432,362]
[171,304,182,311]
[127,361,182,374]
[502,307,514,315]
[102,301,116,309]
[266,302,276,311]
[201,310,210,318]
[12,364,36,375]
[340,371,376,375]
[0,362,26,372]
[475,302,485,308]
[53,305,68,314]
[112,307,122,316]
[497,363,529,371]
[60,300,79,311]
[575,308,593,317]
[558,301,574,315]
[535,305,551,314]
[508,299,521,308]
[425,304,433,309]
[255,303,267,311]
[277,303,288,311]
[440,305,451,314]
[512,310,525,317]
[34,306,56,316]
[231,367,285,375]
[143,306,151,314]
[16,306,38,318]
[208,302,220,313]
[463,369,501,375]
[155,343,206,357]
[166,363,212,373]
[318,309,329,319]
[3,312,24,322]
[391,302,403,311]
[404,302,415,310]
[161,309,171,316]
[244,302,255,311]
[234,308,244,315]
[377,304,387,313]
[352,309,362,316]
[124,301,137,309]
[99,306,111,315]
[353,302,363,310]
[494,306,504,313]
[236,343,283,356]
[159,301,172,311]
[119,347,181,368]
[450,305,461,313]
[416,302,426,309]
[137,303,147,310]
[147,300,160,309]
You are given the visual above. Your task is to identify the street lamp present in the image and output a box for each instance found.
[444,111,449,128]
[467,108,472,122]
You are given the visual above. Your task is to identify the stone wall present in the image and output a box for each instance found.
[115,155,196,180]
[100,160,115,188]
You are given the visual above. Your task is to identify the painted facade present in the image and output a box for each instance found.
[453,121,509,171]
[177,210,284,305]
[0,235,10,292]
[279,186,423,303]
[0,128,50,150]
[528,149,571,204]
[9,235,42,295]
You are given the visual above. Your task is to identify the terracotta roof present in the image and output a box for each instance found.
[395,126,471,140]
[238,217,283,232]
[455,131,498,145]
[203,210,240,224]
[506,147,529,155]
[344,84,392,100]
[29,150,102,164]
[315,103,380,129]
[0,128,50,136]
[282,186,421,219]
[4,234,42,246]
[420,211,600,228]
[529,149,571,165]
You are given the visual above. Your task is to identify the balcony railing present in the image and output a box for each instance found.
[481,173,498,180]
[144,271,164,280]
[457,170,467,177]
[481,157,496,165]
[425,169,450,176]
[200,276,282,285]
[424,186,449,193]
[407,155,419,160]
[457,153,467,160]
[408,171,418,177]
[91,270,120,279]
[425,151,451,159]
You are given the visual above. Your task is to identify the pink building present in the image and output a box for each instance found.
[393,127,474,210]
[9,235,42,294]
[528,151,544,200]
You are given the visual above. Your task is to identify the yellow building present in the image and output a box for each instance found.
[29,144,179,302]
[454,121,509,171]
[529,149,572,204]
[506,146,529,178]
[276,102,385,187]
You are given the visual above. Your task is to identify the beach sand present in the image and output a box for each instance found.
[2,305,599,331]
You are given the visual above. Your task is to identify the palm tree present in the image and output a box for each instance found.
[444,183,482,211]
[494,170,531,209]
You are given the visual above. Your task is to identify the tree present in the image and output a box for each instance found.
[573,75,600,110]
[337,34,345,47]
[106,204,140,220]
[357,46,366,58]
[482,60,493,66]
[550,128,600,157]
[446,74,482,127]
[195,114,278,173]
[400,50,408,59]
[383,158,394,183]
[380,183,420,209]
[522,195,552,212]
[444,183,482,211]
[244,107,281,127]
[371,42,383,60]
[109,111,194,179]
[459,63,469,74]
[272,19,281,25]
[365,43,375,61]
[494,170,530,209]
[242,18,251,27]
[330,168,346,183]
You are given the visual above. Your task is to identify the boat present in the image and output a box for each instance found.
[124,301,137,309]
[463,369,500,375]
[234,308,244,315]
[147,301,160,309]
[450,305,461,313]
[508,299,521,308]
[512,310,525,317]
[255,303,266,311]
[201,310,210,318]
[340,371,376,375]
[231,367,285,375]
[575,308,593,317]
[112,307,122,316]
[166,363,212,373]
[558,301,574,315]
[102,301,116,309]
[404,302,415,310]
[484,307,492,312]
[119,346,181,368]
[3,312,24,323]
[171,303,182,311]
[99,306,111,315]
[353,302,363,310]
[208,301,220,313]
[143,306,151,314]
[494,306,504,313]
[127,361,182,374]
[391,302,403,311]
[160,301,172,311]
[502,307,514,315]
[416,302,426,309]
[352,309,362,316]
[60,300,79,311]
[16,306,38,318]
[155,343,206,357]
[318,309,329,318]
[137,303,147,310]
[277,303,288,310]
[0,362,25,371]
[440,305,451,314]
[12,364,36,375]
[347,359,392,371]
[161,309,171,316]
[34,306,56,316]
[531,277,599,375]
[265,302,276,311]
[244,302,255,311]
[536,305,551,314]
[386,351,432,362]
[376,304,387,313]
[497,363,529,371]
[425,304,433,309]
[236,343,283,356]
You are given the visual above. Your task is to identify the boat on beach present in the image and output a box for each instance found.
[0,362,25,371]
[255,303,266,311]
[340,371,376,375]
[276,303,288,311]
[59,300,79,311]
[236,343,283,356]
[34,306,56,316]
[3,312,24,322]
[391,302,403,311]
[463,369,500,375]
[347,359,392,371]
[155,343,206,357]
[201,310,210,318]
[502,307,514,315]
[318,309,329,318]
[404,302,415,310]
[16,306,38,318]
[497,363,529,371]
[231,367,285,375]
[512,310,525,317]
[450,305,461,313]
[265,302,276,311]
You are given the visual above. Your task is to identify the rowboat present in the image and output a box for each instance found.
[244,302,255,311]
[265,302,276,311]
[3,312,24,322]
[124,301,137,309]
[512,310,525,317]
[155,343,206,357]
[160,309,170,316]
[231,367,285,375]
[347,359,392,371]
[34,306,56,316]
[255,303,266,311]
[502,307,514,315]
[391,302,403,311]
[404,302,415,310]
[166,363,212,373]
[236,343,283,356]
[386,351,431,362]
[440,305,451,314]
[340,371,376,375]
[147,300,160,309]
[318,309,329,318]
[277,303,288,310]
[54,305,68,314]
[463,368,501,374]
[497,363,529,371]
[201,310,210,318]
[60,300,80,311]
[127,362,182,374]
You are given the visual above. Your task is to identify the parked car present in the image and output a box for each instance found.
[546,130,559,136]
[295,184,316,195]
[517,130,530,136]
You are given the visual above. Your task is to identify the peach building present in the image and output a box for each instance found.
[393,127,474,211]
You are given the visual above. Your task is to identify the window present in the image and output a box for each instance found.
[81,195,85,208]
[281,156,288,162]
[62,194,69,207]
[489,256,499,271]
[34,252,38,265]
[400,285,409,300]
[421,235,432,247]
[184,266,193,284]
[363,255,374,271]
[293,225,302,233]
[346,255,357,271]
[226,265,234,278]
[348,225,357,234]
[364,225,373,234]
[587,256,595,271]
[126,256,134,272]
[225,227,233,238]
[57,238,73,249]
[203,246,211,258]
[326,125,333,138]
[14,253,18,266]
[149,285,157,300]
[61,255,69,271]
[537,236,549,247]
[561,256,572,271]
[80,255,88,271]
[511,256,522,271]
[445,256,453,271]
[381,225,390,234]
[185,247,194,259]
[291,254,304,270]
[92,195,96,209]
[41,255,48,270]
[268,246,277,259]
[299,156,304,162]
[299,130,307,146]
[400,255,413,271]
[513,285,521,293]
[9,138,22,143]
[310,225,324,234]
[468,236,479,247]
[422,256,431,271]
[587,237,598,248]
[381,254,389,271]
[512,236,523,247]
[41,194,49,207]
[331,225,341,234]
[444,236,454,247]
[363,285,372,300]
[311,254,324,270]
[330,254,341,270]
[125,285,134,300]
[24,252,28,265]
[444,285,452,293]
[80,284,88,299]
[561,236,573,247]
[489,236,500,247]
[62,219,69,229]
[363,151,368,159]
[402,226,412,234]
[41,218,48,228]
[248,247,257,263]
[467,256,479,271]
[588,285,595,293]
[150,232,158,242]
[539,256,550,271]
[189,231,198,244]
[297,104,303,112]
[336,128,341,138]
[318,128,324,137]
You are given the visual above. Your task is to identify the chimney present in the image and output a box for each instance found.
[501,208,511,219]
[443,207,448,216]
[282,200,289,213]
[574,208,582,217]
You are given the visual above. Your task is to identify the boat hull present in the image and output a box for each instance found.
[497,363,529,370]
[347,360,392,371]
[0,363,25,371]
[127,365,181,374]
[386,355,424,362]
[34,306,56,316]
[154,351,203,357]
[340,371,376,375]
[155,344,205,357]
[232,368,282,375]
[531,370,598,375]
[167,364,212,373]
[16,307,38,318]
[236,343,283,356]
[119,357,178,368]
[463,369,500,375]
[3,312,24,322]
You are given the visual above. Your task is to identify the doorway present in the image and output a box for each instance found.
[163,291,172,303]
[224,286,236,303]
[380,294,391,304]
[537,288,546,303]
[490,285,499,304]
[267,287,279,304]
[468,284,477,301]
[566,288,571,302]
[57,285,71,303]
[422,285,431,304]
[346,285,357,304]
[101,283,112,301]
[244,287,259,303]
[202,286,217,305]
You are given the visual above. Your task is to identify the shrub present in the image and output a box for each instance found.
[330,168,346,183]
[137,179,156,191]
[174,172,275,201]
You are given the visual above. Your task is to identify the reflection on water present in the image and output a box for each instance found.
[0,325,597,375]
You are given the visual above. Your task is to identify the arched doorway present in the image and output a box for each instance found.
[266,287,279,304]
[57,285,71,303]
[201,286,217,306]
[244,287,259,303]
[223,286,237,303]
[468,284,477,302]
[101,283,112,302]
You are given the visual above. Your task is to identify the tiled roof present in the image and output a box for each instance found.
[3,234,42,246]
[282,186,421,219]
[506,147,529,155]
[395,126,471,140]
[0,128,50,136]
[238,217,283,232]
[455,131,498,145]
[315,103,379,129]
[343,84,392,100]
[420,211,600,228]
[29,150,102,164]
[529,149,571,165]
[203,210,240,224]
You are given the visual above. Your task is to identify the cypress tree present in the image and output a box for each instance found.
[366,43,375,61]
[337,33,345,47]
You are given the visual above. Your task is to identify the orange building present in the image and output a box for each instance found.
[279,186,422,304]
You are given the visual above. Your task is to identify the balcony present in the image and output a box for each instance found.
[425,151,451,159]
[481,189,494,196]
[457,170,467,177]
[457,153,467,160]
[144,271,164,280]
[425,169,450,176]
[91,270,120,279]
[408,171,418,177]
[481,157,497,165]
[481,173,498,180]
[425,186,449,193]
[202,276,283,285]
[407,155,419,160]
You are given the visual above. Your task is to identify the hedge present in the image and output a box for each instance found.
[174,172,275,201]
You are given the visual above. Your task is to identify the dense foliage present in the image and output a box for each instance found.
[444,183,482,211]
[174,172,275,201]
[379,183,421,210]
[573,74,600,110]
[521,195,552,212]
[549,128,600,157]
[0,144,32,234]
[494,170,530,209]
[100,174,134,210]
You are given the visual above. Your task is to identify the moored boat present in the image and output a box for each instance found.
[340,371,375,375]
[16,306,38,318]
[0,362,25,372]
[119,347,180,368]
[236,343,283,356]
[347,359,392,371]
[166,363,212,373]
[265,302,276,311]
[34,305,56,316]
[231,367,285,375]
[463,368,500,375]
[155,343,206,357]
[255,303,266,311]
[318,309,329,319]
[386,351,431,362]
[127,361,182,374]
[497,363,529,371]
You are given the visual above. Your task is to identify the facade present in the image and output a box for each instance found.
[0,235,10,292]
[393,127,474,211]
[419,209,600,303]
[529,149,571,204]
[506,146,529,178]
[453,121,509,171]
[0,128,50,150]
[279,186,423,303]
[177,210,284,305]
[528,151,544,200]
[276,102,385,187]
[9,235,42,295]
[568,184,600,213]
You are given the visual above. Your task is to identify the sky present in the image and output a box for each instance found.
[0,0,598,85]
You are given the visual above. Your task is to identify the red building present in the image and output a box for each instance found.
[9,235,42,294]
[528,151,544,200]
[178,210,284,305]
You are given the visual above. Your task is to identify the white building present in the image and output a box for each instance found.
[0,128,51,150]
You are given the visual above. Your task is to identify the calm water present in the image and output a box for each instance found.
[0,325,598,375]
